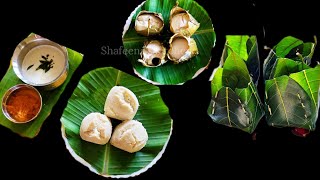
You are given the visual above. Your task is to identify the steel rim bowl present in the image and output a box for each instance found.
[12,34,69,90]
[1,84,42,123]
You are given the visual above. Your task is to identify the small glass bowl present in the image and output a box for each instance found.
[2,84,42,123]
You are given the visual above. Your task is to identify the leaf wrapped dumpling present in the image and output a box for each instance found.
[263,36,320,131]
[208,35,264,133]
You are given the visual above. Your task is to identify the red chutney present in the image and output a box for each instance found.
[5,87,41,122]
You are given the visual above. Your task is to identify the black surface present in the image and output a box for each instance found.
[1,0,320,179]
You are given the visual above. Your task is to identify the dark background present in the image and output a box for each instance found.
[1,0,320,178]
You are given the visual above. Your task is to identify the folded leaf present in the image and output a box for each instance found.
[246,36,260,84]
[263,50,278,80]
[226,35,249,60]
[265,76,316,130]
[271,58,310,79]
[222,51,250,89]
[209,87,251,130]
[264,36,319,133]
[225,35,260,84]
[208,81,264,133]
[286,42,315,64]
[208,35,264,133]
[289,67,320,107]
[274,36,303,58]
[263,36,315,80]
[210,67,223,96]
[235,82,264,133]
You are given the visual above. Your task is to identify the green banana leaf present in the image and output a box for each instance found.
[224,35,260,84]
[263,36,320,130]
[208,35,264,133]
[61,67,172,178]
[0,46,83,138]
[263,36,315,80]
[122,0,216,85]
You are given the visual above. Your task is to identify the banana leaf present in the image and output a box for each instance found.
[208,35,264,133]
[61,67,172,178]
[263,36,320,130]
[0,41,83,138]
[122,0,216,85]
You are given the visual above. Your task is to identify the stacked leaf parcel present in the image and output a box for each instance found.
[208,35,265,133]
[263,36,320,134]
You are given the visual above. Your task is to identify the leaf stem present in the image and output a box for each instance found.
[296,51,306,66]
[116,71,121,85]
[274,78,289,125]
[226,87,232,126]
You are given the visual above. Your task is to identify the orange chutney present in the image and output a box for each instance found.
[5,87,41,122]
